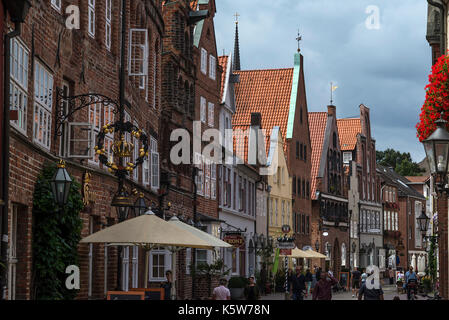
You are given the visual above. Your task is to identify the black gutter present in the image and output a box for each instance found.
[0,21,21,300]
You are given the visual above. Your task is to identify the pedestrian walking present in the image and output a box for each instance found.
[244,276,260,300]
[351,267,361,298]
[212,278,231,300]
[290,266,306,300]
[388,267,394,285]
[286,268,294,293]
[405,266,418,300]
[312,271,338,300]
[161,270,173,300]
[304,268,313,298]
[358,270,384,300]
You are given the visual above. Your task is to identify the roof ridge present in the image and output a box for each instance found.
[235,67,294,72]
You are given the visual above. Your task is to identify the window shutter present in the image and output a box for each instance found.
[151,151,159,190]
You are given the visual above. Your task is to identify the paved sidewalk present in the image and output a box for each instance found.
[259,285,426,301]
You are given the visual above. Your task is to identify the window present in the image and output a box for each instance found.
[51,0,61,11]
[275,199,278,226]
[121,246,129,291]
[151,137,159,190]
[33,61,54,150]
[306,215,309,234]
[132,246,139,288]
[298,178,301,197]
[204,158,210,199]
[89,100,114,166]
[133,121,139,181]
[209,55,216,80]
[195,153,204,195]
[143,132,150,186]
[105,0,112,50]
[304,145,307,161]
[343,152,352,164]
[208,102,214,127]
[88,0,95,38]
[296,142,300,159]
[200,97,206,123]
[341,243,346,267]
[10,38,29,135]
[201,48,207,74]
[129,29,149,92]
[300,143,303,159]
[211,163,216,200]
[149,248,171,281]
[281,201,285,225]
[293,176,296,194]
[196,249,208,266]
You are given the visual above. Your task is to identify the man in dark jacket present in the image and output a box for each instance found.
[290,266,306,300]
[312,272,338,300]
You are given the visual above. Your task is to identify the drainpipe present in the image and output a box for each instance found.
[1,21,21,300]
[428,0,447,56]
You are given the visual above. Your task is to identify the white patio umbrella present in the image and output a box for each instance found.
[167,216,232,299]
[80,210,216,289]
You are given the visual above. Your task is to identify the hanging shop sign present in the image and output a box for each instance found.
[223,233,245,249]
[280,249,292,256]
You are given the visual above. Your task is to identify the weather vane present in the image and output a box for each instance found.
[296,29,302,52]
[330,82,338,105]
[234,12,240,24]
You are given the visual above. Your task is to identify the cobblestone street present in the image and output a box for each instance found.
[259,284,429,301]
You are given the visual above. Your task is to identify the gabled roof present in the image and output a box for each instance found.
[218,55,230,103]
[337,118,361,151]
[308,112,328,200]
[233,68,294,151]
[404,176,430,184]
[377,164,426,200]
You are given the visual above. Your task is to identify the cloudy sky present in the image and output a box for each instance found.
[214,0,430,162]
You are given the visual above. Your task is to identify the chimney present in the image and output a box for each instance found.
[327,105,336,118]
[251,112,262,128]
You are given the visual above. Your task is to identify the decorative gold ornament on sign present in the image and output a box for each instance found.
[112,134,133,157]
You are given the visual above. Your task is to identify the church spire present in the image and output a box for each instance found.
[233,12,241,71]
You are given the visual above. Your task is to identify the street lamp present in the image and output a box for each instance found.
[133,192,147,217]
[111,187,133,222]
[423,113,449,192]
[50,160,72,207]
[417,210,430,235]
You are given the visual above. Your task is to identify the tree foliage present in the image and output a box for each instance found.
[376,148,425,176]
[31,162,84,300]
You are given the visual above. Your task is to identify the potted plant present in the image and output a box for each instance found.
[228,276,248,300]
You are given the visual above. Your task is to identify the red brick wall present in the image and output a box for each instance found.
[289,54,312,249]
[6,0,163,300]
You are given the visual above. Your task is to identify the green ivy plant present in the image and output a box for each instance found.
[31,162,83,300]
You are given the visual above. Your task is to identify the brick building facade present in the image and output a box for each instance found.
[309,105,349,274]
[3,0,163,299]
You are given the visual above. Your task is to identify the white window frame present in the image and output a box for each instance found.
[149,248,172,282]
[105,0,112,50]
[200,97,206,123]
[122,246,130,291]
[132,246,139,288]
[67,122,94,158]
[211,163,216,200]
[51,0,62,12]
[208,102,214,127]
[204,158,210,199]
[209,54,216,80]
[343,152,352,164]
[88,0,96,38]
[150,136,159,190]
[201,48,207,74]
[33,61,53,150]
[128,29,149,95]
[133,121,139,181]
[10,37,29,135]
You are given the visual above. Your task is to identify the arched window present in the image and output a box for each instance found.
[333,132,337,148]
[341,243,346,267]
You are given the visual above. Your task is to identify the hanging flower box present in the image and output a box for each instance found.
[417,54,449,142]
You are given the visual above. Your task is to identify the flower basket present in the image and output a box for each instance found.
[417,54,449,142]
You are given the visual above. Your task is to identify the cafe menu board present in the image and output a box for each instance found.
[107,291,145,300]
[130,288,165,300]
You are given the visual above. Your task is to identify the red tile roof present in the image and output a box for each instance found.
[337,118,361,151]
[218,55,229,103]
[233,68,294,153]
[405,176,430,183]
[308,112,328,200]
